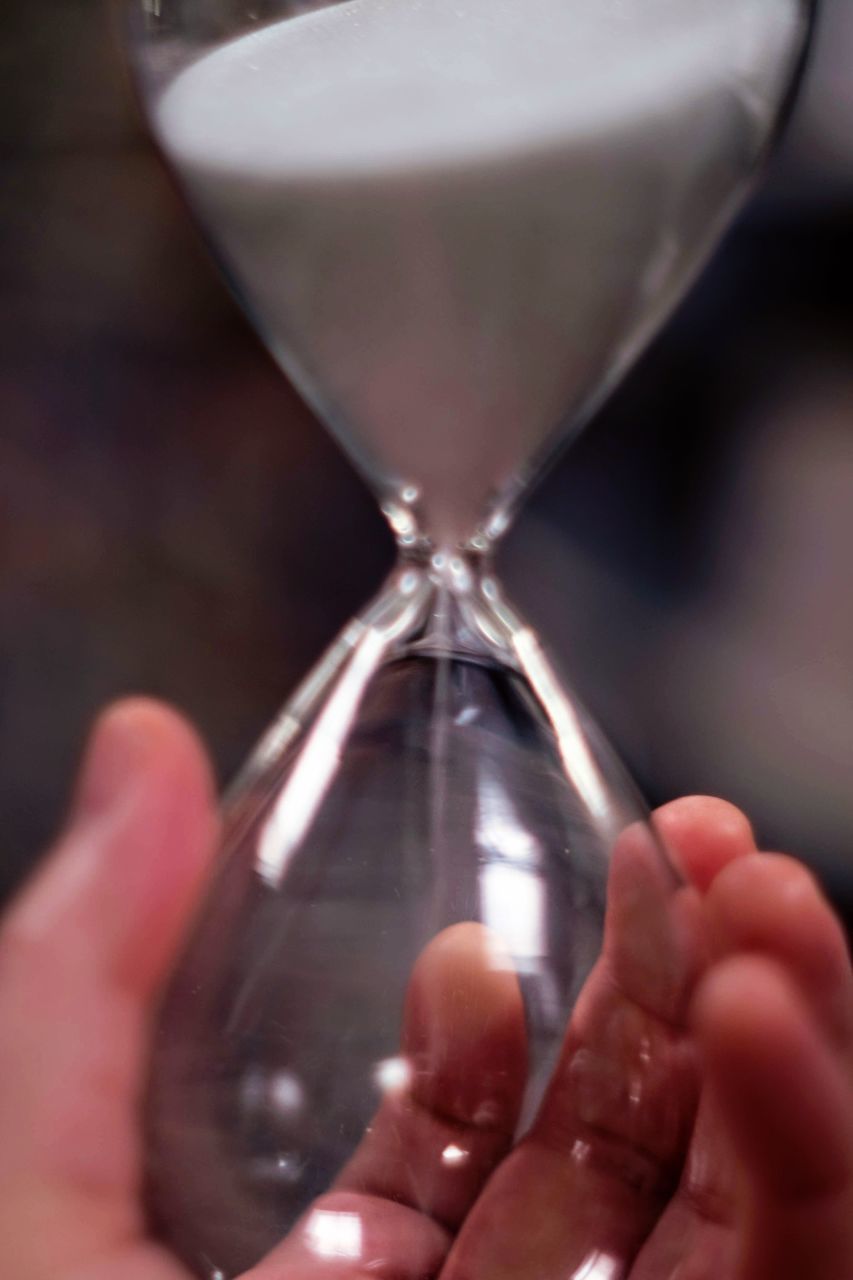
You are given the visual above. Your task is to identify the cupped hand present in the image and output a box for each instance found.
[2,700,852,1280]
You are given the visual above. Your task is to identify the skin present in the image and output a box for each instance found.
[1,698,852,1280]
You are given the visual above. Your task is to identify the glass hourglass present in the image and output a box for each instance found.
[121,1,814,1276]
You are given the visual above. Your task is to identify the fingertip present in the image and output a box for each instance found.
[409,922,513,986]
[605,820,707,1023]
[95,700,218,993]
[653,796,756,893]
[71,697,216,825]
[9,698,219,1000]
[708,852,829,943]
[404,923,527,1130]
[706,853,853,1044]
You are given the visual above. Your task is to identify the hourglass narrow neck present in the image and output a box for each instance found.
[229,552,514,848]
[371,559,627,825]
[378,474,520,561]
[232,549,630,889]
[378,545,517,667]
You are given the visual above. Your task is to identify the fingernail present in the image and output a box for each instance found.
[70,703,151,824]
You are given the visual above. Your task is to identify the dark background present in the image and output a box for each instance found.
[2,1,853,910]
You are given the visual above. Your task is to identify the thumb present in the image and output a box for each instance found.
[694,955,853,1280]
[0,699,217,1278]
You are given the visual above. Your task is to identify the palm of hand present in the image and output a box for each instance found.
[1,703,851,1280]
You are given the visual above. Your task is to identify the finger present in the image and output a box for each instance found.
[338,923,528,1225]
[695,956,853,1280]
[0,699,217,1277]
[706,852,853,1048]
[441,819,707,1278]
[596,797,756,1027]
[248,924,527,1278]
[633,849,853,1276]
[6,698,218,999]
[653,795,757,893]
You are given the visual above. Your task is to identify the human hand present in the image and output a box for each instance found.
[1,699,852,1280]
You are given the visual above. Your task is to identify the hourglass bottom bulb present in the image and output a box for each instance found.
[144,640,682,1279]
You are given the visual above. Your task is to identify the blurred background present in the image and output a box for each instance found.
[1,1,852,916]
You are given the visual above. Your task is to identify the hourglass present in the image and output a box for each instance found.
[122,1,815,1276]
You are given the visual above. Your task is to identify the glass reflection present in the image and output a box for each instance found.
[304,1209,364,1261]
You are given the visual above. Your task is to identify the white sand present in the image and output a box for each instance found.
[158,0,802,545]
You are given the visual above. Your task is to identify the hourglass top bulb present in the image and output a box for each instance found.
[153,0,807,552]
